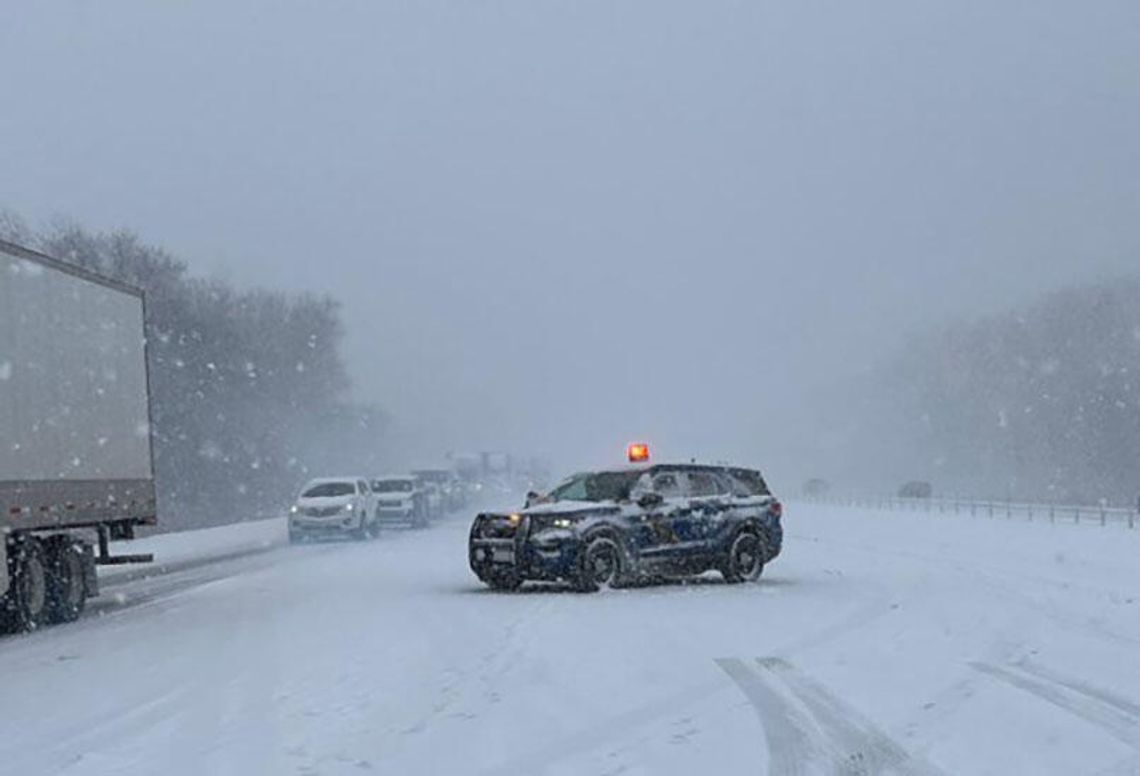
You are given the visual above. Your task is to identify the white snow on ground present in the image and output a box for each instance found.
[3,503,1140,775]
[97,518,287,584]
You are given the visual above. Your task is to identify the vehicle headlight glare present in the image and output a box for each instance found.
[552,518,574,529]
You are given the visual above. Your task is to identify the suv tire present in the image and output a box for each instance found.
[721,529,766,584]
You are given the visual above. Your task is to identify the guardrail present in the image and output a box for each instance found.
[800,494,1138,529]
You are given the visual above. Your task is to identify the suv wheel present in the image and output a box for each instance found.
[721,529,766,584]
[485,570,522,591]
[574,536,622,593]
[412,501,429,529]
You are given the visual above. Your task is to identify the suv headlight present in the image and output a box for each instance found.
[343,503,355,512]
[532,515,577,531]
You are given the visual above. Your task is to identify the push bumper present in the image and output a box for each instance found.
[469,530,581,583]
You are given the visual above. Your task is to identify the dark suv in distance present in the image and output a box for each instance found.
[468,464,782,592]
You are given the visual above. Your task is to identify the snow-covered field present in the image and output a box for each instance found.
[3,503,1140,775]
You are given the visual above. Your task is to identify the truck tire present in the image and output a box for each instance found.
[2,538,49,632]
[574,535,623,593]
[45,537,87,623]
[720,529,766,584]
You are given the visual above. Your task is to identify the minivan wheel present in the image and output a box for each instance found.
[574,536,622,593]
[721,530,765,584]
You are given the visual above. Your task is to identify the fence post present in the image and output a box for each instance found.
[1131,509,1136,529]
[1006,501,1012,519]
[1028,504,1032,522]
[1050,503,1055,524]
[1100,507,1106,527]
[988,502,994,518]
[1075,507,1080,524]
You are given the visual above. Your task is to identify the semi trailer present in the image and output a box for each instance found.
[0,239,157,631]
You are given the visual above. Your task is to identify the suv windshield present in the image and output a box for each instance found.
[372,480,414,493]
[547,471,641,502]
[302,482,355,498]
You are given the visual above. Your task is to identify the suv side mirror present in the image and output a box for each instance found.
[525,490,541,507]
[637,492,664,510]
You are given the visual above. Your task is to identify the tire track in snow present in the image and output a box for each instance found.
[717,657,945,775]
[477,681,728,776]
[715,658,815,775]
[756,658,946,776]
[970,661,1140,750]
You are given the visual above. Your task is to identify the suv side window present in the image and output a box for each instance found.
[688,471,720,497]
[716,471,751,497]
[652,472,685,498]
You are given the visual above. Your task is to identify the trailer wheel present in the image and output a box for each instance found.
[2,538,49,632]
[45,538,87,623]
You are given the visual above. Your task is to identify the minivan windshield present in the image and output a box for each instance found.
[301,482,355,498]
[372,480,414,493]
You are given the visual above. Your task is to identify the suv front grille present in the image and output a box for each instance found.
[479,515,521,539]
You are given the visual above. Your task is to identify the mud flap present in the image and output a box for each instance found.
[0,534,8,599]
[80,541,98,597]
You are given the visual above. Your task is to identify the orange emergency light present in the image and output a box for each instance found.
[627,443,650,463]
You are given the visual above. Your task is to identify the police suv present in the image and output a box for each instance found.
[468,455,782,592]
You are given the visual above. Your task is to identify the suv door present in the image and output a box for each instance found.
[676,469,729,551]
[631,470,690,560]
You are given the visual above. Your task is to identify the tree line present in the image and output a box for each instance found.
[1,212,387,529]
[833,275,1140,506]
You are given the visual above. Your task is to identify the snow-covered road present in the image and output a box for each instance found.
[3,503,1140,775]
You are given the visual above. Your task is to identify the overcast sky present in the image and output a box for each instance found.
[2,1,1138,479]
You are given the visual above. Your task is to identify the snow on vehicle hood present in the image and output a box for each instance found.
[520,500,620,517]
[296,495,357,507]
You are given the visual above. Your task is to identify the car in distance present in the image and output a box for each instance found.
[372,475,432,528]
[412,468,466,511]
[468,463,782,592]
[289,477,378,542]
[898,480,933,499]
[802,478,830,497]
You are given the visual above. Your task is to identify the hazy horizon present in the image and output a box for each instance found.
[3,1,1138,481]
